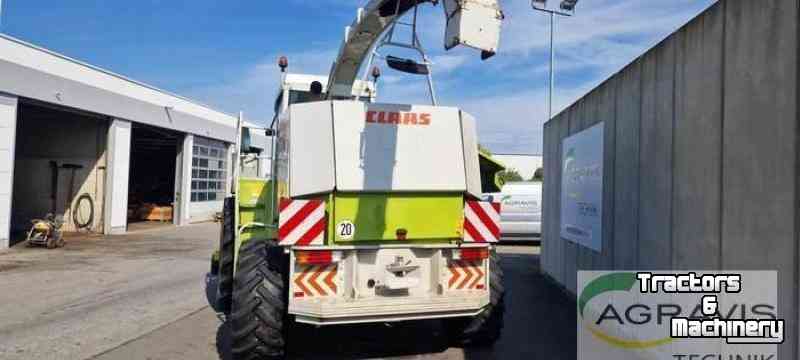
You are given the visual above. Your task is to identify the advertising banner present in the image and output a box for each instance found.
[578,271,779,360]
[560,122,603,251]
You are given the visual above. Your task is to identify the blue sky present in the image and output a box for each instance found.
[1,0,715,154]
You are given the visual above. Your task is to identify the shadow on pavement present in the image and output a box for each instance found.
[460,252,576,360]
[208,249,576,359]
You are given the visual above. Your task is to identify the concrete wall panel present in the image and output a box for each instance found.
[596,78,617,270]
[637,41,674,270]
[577,93,601,272]
[540,4,799,354]
[671,10,723,270]
[545,120,558,277]
[722,0,797,356]
[563,101,581,292]
[552,111,570,285]
[613,60,641,269]
[541,121,552,275]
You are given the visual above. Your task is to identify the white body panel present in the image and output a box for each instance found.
[333,102,467,192]
[460,112,482,198]
[280,101,481,196]
[288,103,336,197]
[485,182,543,238]
[444,0,503,53]
[288,245,490,325]
[0,94,17,248]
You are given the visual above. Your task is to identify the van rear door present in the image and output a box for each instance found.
[499,183,542,227]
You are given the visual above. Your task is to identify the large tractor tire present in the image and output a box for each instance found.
[230,240,290,360]
[216,197,236,314]
[444,249,506,347]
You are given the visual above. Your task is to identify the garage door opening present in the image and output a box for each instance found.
[128,124,179,231]
[10,101,107,246]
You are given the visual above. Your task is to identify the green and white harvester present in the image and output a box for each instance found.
[211,1,509,358]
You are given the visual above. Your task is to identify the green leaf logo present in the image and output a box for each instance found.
[579,272,674,349]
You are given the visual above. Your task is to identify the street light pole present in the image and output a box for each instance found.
[549,11,554,121]
[0,0,5,31]
[531,0,577,120]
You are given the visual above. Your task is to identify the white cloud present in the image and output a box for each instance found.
[459,80,594,154]
[184,0,717,154]
[183,49,336,125]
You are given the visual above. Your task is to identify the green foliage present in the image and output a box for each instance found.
[496,168,523,186]
[531,168,544,182]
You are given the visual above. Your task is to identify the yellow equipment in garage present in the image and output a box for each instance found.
[26,214,65,249]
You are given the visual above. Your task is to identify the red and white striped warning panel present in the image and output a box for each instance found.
[278,198,326,246]
[463,201,501,243]
[293,264,338,298]
[447,260,486,290]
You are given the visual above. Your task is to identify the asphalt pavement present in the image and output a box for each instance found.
[94,243,576,360]
[0,224,575,360]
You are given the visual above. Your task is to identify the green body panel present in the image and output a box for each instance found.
[330,193,463,244]
[234,178,277,264]
[238,178,277,240]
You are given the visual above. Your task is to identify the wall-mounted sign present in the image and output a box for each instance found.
[560,122,603,251]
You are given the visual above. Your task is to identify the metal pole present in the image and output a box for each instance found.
[531,3,575,119]
[548,11,554,121]
[424,55,438,106]
[232,112,243,196]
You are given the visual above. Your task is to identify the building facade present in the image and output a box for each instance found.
[0,34,266,249]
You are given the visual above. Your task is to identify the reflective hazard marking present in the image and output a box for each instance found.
[463,201,501,243]
[278,198,326,246]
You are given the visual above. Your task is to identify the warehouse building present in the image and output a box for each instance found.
[541,0,798,356]
[0,34,267,249]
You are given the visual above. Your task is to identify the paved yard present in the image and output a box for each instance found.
[0,226,575,360]
[94,244,576,360]
[0,223,218,360]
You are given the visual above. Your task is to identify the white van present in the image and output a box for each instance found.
[484,182,542,239]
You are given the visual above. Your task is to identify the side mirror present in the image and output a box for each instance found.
[240,127,252,153]
[386,56,430,75]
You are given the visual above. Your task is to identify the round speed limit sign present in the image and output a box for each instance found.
[336,220,356,240]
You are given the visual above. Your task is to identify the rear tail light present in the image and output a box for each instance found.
[295,250,342,265]
[453,247,489,261]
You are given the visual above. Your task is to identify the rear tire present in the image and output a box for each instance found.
[216,197,236,313]
[444,249,505,347]
[230,240,290,360]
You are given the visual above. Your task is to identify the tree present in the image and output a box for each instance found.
[496,168,523,186]
[531,168,544,182]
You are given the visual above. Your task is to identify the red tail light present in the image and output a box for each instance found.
[456,248,489,261]
[296,250,342,265]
